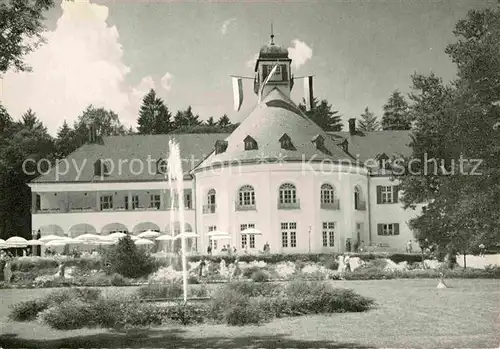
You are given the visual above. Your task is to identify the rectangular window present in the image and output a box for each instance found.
[150,194,161,209]
[240,223,256,248]
[377,223,400,236]
[208,226,217,249]
[322,222,335,247]
[281,231,288,248]
[100,195,113,210]
[132,195,139,209]
[281,222,297,248]
[381,186,393,204]
[290,231,297,248]
[184,193,192,209]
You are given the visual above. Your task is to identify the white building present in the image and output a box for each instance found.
[29,38,422,254]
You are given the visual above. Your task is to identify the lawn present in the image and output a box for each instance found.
[0,279,498,348]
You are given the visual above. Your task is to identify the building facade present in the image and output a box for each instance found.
[29,39,422,254]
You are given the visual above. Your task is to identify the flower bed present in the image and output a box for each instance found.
[9,280,374,329]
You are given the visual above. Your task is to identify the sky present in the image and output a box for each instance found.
[1,0,496,136]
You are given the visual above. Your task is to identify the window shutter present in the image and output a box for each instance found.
[394,223,400,235]
[377,224,383,236]
[393,186,400,203]
[376,186,382,204]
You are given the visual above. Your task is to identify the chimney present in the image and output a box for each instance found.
[348,118,356,135]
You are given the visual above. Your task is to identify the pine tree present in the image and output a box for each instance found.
[137,89,172,134]
[381,91,411,130]
[358,107,380,132]
[205,116,216,126]
[0,103,12,134]
[172,106,201,130]
[299,97,343,132]
[217,114,231,128]
[55,120,76,158]
[21,108,46,133]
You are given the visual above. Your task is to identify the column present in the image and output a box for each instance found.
[31,192,37,213]
[128,191,132,211]
[160,190,165,210]
[95,192,100,211]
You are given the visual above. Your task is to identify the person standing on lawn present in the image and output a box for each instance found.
[406,240,413,253]
[344,253,351,273]
[478,244,486,257]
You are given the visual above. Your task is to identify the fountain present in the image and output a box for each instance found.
[166,139,190,302]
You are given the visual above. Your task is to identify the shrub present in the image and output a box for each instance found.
[9,288,102,322]
[110,273,130,286]
[189,285,209,298]
[9,299,48,321]
[242,266,260,278]
[323,257,339,271]
[222,281,281,297]
[223,302,264,326]
[41,300,100,330]
[137,282,183,299]
[162,302,209,325]
[102,235,157,278]
[251,269,270,282]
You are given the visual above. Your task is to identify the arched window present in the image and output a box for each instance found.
[238,185,255,207]
[279,183,297,204]
[320,183,335,204]
[204,189,216,214]
[354,186,364,210]
[207,189,216,205]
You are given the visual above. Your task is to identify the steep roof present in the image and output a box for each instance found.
[329,131,412,161]
[194,88,355,172]
[32,133,226,183]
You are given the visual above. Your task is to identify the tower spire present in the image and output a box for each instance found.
[270,23,274,45]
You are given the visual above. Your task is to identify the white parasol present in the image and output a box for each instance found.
[134,238,154,246]
[155,235,176,241]
[241,228,262,235]
[26,239,45,246]
[137,230,161,239]
[39,235,66,242]
[207,230,229,237]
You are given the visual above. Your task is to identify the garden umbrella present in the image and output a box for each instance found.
[45,240,69,247]
[175,233,199,239]
[39,235,66,242]
[75,234,102,241]
[134,238,154,245]
[241,228,262,235]
[130,235,139,241]
[207,230,229,237]
[108,232,127,239]
[6,236,28,244]
[137,230,160,239]
[210,234,231,240]
[155,235,176,241]
[26,239,45,246]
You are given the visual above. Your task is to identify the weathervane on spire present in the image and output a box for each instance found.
[270,23,275,45]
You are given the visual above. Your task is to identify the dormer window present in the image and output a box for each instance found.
[376,153,391,170]
[93,159,109,176]
[156,158,168,175]
[215,140,228,154]
[279,133,295,150]
[244,136,258,151]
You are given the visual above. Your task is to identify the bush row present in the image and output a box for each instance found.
[10,280,374,328]
[341,265,500,280]
[10,252,429,273]
[186,252,429,265]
